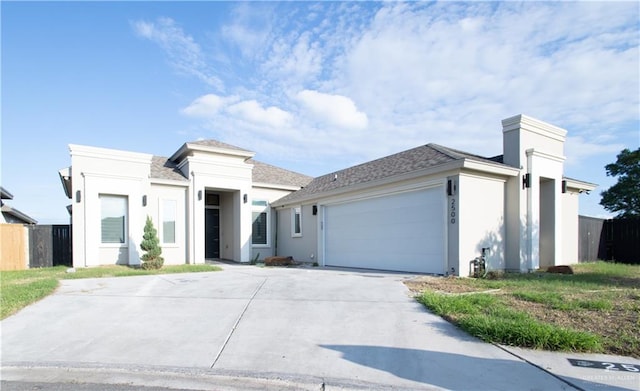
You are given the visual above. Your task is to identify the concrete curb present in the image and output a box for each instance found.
[1,362,444,391]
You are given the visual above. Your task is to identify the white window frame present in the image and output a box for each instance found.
[160,199,177,246]
[100,194,128,246]
[252,200,270,247]
[291,206,302,237]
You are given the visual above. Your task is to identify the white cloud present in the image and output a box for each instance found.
[149,1,637,184]
[297,90,368,130]
[132,17,222,89]
[564,136,625,167]
[181,94,229,118]
[226,100,292,128]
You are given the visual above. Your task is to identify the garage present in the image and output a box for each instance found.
[323,186,446,274]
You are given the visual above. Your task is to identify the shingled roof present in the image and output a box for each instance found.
[274,143,514,205]
[150,156,188,182]
[249,159,313,188]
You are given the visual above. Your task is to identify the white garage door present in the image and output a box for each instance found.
[324,187,445,274]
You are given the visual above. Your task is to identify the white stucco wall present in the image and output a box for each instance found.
[70,145,151,267]
[276,204,318,263]
[456,173,506,277]
[562,189,580,264]
[183,156,253,264]
[250,186,296,260]
[148,183,188,265]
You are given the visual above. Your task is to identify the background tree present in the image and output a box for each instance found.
[599,148,640,218]
[140,216,164,269]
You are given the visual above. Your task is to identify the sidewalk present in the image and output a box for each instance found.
[501,346,639,391]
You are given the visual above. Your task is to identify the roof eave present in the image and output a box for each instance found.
[58,167,72,199]
[462,159,520,177]
[563,177,597,192]
[252,182,304,191]
[272,158,519,207]
[170,142,256,163]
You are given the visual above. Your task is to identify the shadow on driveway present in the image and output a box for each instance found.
[319,345,632,391]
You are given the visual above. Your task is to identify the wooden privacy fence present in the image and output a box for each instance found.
[0,224,72,270]
[0,224,28,270]
[579,216,640,264]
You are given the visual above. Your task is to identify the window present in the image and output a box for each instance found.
[101,195,127,244]
[292,206,302,237]
[162,200,176,244]
[252,200,269,246]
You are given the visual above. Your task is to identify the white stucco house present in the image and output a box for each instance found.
[60,114,595,275]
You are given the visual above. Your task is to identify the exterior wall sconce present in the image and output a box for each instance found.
[561,180,567,194]
[447,179,457,196]
[198,190,203,201]
[243,194,248,204]
[312,205,318,215]
[522,173,531,189]
[75,190,81,203]
[142,195,147,206]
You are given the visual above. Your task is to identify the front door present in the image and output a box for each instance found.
[205,208,220,259]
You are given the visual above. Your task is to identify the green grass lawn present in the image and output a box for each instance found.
[0,264,221,319]
[409,262,640,358]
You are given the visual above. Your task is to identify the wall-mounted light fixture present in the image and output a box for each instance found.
[312,205,318,215]
[447,179,457,196]
[243,194,248,204]
[142,195,147,206]
[561,180,567,194]
[198,190,203,201]
[75,190,81,203]
[522,173,531,189]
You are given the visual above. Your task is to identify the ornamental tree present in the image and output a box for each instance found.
[599,148,640,218]
[140,216,164,269]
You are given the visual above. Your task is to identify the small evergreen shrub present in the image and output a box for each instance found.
[140,216,164,270]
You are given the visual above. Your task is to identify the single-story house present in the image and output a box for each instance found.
[59,114,595,276]
[1,186,37,225]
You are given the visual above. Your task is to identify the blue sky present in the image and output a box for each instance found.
[1,1,638,224]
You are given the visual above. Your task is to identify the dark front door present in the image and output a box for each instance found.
[205,208,220,259]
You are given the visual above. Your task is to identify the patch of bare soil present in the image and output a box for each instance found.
[405,275,640,358]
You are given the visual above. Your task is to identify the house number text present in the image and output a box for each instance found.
[450,198,456,224]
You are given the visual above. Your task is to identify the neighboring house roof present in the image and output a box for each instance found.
[1,186,14,200]
[150,156,188,182]
[1,204,38,225]
[0,187,37,224]
[274,143,516,206]
[249,159,313,188]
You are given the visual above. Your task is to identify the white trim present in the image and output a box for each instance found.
[70,144,152,164]
[170,142,255,162]
[502,114,567,142]
[564,178,597,192]
[252,182,302,191]
[525,148,566,163]
[150,178,189,187]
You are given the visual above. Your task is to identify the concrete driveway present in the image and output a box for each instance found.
[2,264,637,390]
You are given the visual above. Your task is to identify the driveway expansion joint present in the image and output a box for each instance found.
[210,277,267,368]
